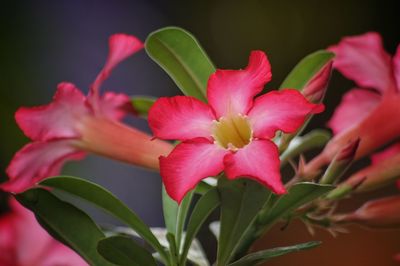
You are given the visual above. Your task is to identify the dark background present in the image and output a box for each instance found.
[1,0,400,265]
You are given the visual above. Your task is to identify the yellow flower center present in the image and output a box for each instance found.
[212,115,252,150]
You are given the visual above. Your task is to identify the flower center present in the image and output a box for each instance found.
[212,115,252,150]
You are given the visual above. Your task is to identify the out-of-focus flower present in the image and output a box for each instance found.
[335,143,400,193]
[0,198,87,266]
[333,195,400,229]
[149,51,324,203]
[394,253,400,263]
[1,34,173,193]
[305,32,400,174]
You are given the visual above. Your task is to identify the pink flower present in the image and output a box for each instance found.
[0,198,87,266]
[305,32,400,174]
[1,34,173,193]
[148,51,324,203]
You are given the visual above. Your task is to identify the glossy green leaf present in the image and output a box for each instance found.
[280,129,331,166]
[146,27,215,101]
[98,236,157,266]
[131,96,156,118]
[16,188,113,266]
[40,176,168,263]
[175,190,194,250]
[280,50,334,90]
[162,185,179,235]
[258,182,334,229]
[228,241,321,266]
[217,178,271,266]
[180,188,220,265]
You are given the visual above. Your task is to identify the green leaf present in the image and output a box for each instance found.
[98,236,157,266]
[180,188,220,265]
[175,190,194,250]
[216,178,271,266]
[280,50,334,91]
[162,185,179,235]
[258,182,334,229]
[280,129,331,166]
[228,241,321,266]
[16,188,113,266]
[131,96,156,118]
[40,176,168,263]
[146,27,215,101]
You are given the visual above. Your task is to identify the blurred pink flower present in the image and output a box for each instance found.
[149,51,323,203]
[0,198,87,266]
[1,34,173,193]
[305,32,400,174]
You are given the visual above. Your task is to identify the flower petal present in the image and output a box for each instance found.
[328,32,395,93]
[248,89,324,139]
[224,139,286,194]
[393,44,400,91]
[89,34,143,102]
[15,82,89,141]
[160,138,228,203]
[327,88,381,134]
[40,243,88,266]
[1,140,86,193]
[207,51,272,118]
[99,92,134,120]
[371,142,400,165]
[149,96,216,141]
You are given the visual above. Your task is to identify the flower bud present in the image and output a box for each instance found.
[333,195,400,228]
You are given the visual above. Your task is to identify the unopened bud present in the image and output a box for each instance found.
[333,195,400,228]
[319,139,360,185]
[303,61,333,103]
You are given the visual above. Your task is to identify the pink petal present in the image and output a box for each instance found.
[40,243,88,266]
[89,34,143,103]
[302,61,333,103]
[0,213,16,265]
[370,142,400,165]
[149,96,216,141]
[224,139,286,194]
[248,89,324,139]
[2,199,87,265]
[160,138,228,203]
[99,92,133,120]
[393,44,400,91]
[1,140,86,193]
[207,51,272,118]
[327,88,381,134]
[16,82,89,141]
[328,32,395,93]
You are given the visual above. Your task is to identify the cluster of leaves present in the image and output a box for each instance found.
[16,27,335,265]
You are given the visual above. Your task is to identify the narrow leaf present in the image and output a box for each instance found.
[98,236,157,266]
[228,241,321,266]
[258,182,334,229]
[131,96,156,118]
[280,129,331,166]
[280,50,334,90]
[146,27,215,101]
[40,176,168,262]
[217,178,271,266]
[16,188,113,266]
[162,185,178,235]
[180,188,220,265]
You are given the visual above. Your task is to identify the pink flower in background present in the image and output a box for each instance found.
[1,34,173,193]
[305,32,400,174]
[0,198,87,266]
[149,51,324,203]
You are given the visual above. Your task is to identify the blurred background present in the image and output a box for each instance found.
[1,0,399,265]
